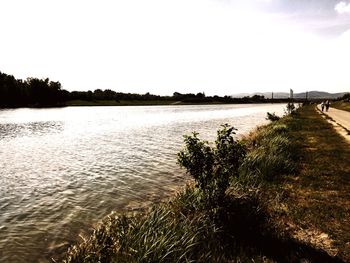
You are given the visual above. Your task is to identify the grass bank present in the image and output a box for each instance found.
[61,105,349,263]
[331,101,350,112]
[274,105,350,261]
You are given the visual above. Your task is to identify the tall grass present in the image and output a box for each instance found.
[63,182,277,263]
[63,202,222,263]
[240,122,297,182]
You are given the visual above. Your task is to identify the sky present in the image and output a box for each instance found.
[1,0,350,96]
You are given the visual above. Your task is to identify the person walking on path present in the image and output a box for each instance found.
[319,104,350,133]
[321,101,325,112]
[325,100,330,112]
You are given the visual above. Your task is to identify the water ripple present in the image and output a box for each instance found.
[0,104,286,262]
[0,121,63,139]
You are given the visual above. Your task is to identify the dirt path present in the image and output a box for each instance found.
[317,105,350,142]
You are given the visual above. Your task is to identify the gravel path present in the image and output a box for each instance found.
[320,106,350,130]
[317,105,350,141]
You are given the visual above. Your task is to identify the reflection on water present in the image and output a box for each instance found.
[0,104,285,262]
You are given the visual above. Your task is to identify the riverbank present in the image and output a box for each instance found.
[0,99,289,108]
[61,105,350,262]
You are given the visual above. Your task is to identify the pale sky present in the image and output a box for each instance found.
[1,0,350,96]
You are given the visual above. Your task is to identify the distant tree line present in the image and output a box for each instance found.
[69,90,168,102]
[172,92,268,103]
[0,71,275,108]
[0,71,67,107]
[340,93,350,101]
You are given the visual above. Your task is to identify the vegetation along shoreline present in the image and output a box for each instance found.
[1,71,343,109]
[0,71,279,108]
[59,104,350,263]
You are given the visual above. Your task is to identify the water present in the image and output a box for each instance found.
[0,104,285,262]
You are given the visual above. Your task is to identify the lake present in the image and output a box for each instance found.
[0,104,286,262]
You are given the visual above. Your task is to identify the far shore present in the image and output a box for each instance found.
[0,99,294,109]
[65,99,285,107]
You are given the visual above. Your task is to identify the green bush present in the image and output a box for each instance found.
[177,124,246,207]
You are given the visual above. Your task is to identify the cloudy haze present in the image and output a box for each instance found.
[1,0,350,95]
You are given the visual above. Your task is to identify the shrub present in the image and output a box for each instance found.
[177,124,246,207]
[266,112,280,122]
[285,102,296,115]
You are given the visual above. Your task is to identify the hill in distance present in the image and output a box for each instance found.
[231,91,347,99]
